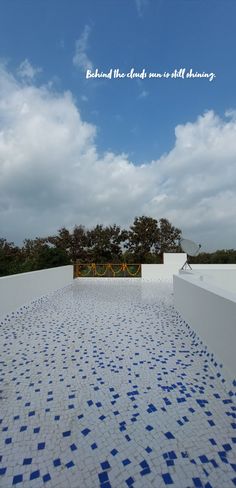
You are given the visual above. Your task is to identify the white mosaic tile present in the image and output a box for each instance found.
[0,278,236,487]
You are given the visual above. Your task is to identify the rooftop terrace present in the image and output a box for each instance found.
[0,278,236,488]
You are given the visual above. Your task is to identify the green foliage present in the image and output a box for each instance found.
[0,237,70,276]
[0,238,22,276]
[125,216,160,262]
[157,218,182,254]
[1,216,235,277]
[125,216,181,263]
[191,249,236,264]
[35,247,71,269]
[87,224,127,263]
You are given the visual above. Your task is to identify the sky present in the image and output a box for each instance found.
[0,0,236,251]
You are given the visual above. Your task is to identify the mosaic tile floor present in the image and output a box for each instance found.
[0,278,236,488]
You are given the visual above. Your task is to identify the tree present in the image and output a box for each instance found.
[87,224,127,263]
[47,227,72,257]
[125,216,182,262]
[35,247,70,269]
[125,216,160,262]
[71,225,89,262]
[3,219,236,275]
[20,237,47,271]
[20,236,71,271]
[191,249,236,264]
[155,218,182,255]
[47,226,90,262]
[191,252,212,264]
[212,249,236,263]
[0,238,22,276]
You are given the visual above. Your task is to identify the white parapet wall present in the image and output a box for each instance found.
[0,265,73,317]
[141,253,187,280]
[190,265,236,294]
[173,270,236,383]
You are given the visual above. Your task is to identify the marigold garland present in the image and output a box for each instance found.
[74,263,141,278]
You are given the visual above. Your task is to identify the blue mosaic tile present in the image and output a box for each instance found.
[101,461,111,470]
[53,458,61,467]
[192,478,203,487]
[62,430,71,437]
[125,434,131,441]
[1,279,236,488]
[43,473,51,482]
[140,467,151,476]
[209,438,217,445]
[162,472,174,485]
[98,471,109,483]
[30,470,40,480]
[12,474,23,484]
[199,455,208,463]
[70,443,77,451]
[126,477,135,486]
[111,449,118,456]
[23,458,32,465]
[37,442,45,449]
[223,443,232,453]
[165,431,175,439]
[122,458,131,466]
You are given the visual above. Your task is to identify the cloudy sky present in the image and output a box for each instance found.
[0,0,236,251]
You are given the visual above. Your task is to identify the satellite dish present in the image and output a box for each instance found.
[180,238,201,270]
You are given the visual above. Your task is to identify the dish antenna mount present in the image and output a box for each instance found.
[180,238,201,270]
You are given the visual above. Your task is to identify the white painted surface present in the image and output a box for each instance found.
[1,279,235,487]
[163,252,187,265]
[173,272,236,381]
[189,267,236,294]
[0,266,73,316]
[142,253,187,280]
[191,264,236,269]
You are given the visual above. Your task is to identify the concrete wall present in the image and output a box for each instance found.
[142,253,187,280]
[0,266,73,317]
[191,264,236,270]
[163,253,187,265]
[186,267,236,294]
[173,272,236,382]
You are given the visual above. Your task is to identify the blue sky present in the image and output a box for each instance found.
[0,0,236,250]
[1,0,234,161]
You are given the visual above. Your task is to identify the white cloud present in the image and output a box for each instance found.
[138,89,148,99]
[59,39,65,50]
[0,64,236,251]
[135,0,149,17]
[73,25,93,72]
[17,59,42,81]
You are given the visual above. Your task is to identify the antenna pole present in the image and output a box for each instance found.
[181,259,192,270]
